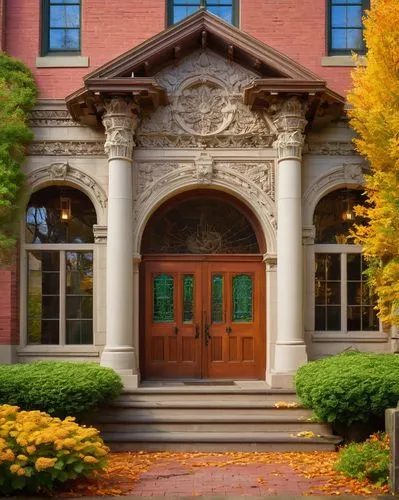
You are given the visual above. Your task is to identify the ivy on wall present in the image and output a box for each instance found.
[0,52,37,264]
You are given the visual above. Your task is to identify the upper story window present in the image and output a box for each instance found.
[168,0,238,26]
[328,0,369,55]
[42,0,81,55]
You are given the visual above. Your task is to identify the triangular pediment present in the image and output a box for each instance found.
[85,10,321,82]
[66,10,344,125]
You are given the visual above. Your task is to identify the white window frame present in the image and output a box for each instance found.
[312,243,384,340]
[20,243,96,347]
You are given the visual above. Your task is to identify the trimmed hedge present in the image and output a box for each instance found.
[0,362,123,419]
[295,352,399,426]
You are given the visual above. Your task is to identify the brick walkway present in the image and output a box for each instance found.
[127,454,343,497]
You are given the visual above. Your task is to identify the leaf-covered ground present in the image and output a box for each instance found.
[56,451,391,497]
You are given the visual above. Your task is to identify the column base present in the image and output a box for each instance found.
[274,341,307,372]
[100,346,140,388]
[266,371,295,389]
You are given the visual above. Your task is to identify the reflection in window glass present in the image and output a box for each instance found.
[232,274,253,322]
[153,274,174,323]
[314,189,366,244]
[66,252,93,344]
[26,187,96,244]
[315,254,341,331]
[169,0,235,25]
[48,0,81,51]
[27,251,60,344]
[329,0,368,54]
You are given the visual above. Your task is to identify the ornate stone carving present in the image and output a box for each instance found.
[48,162,68,179]
[103,98,138,161]
[135,162,185,196]
[273,97,307,160]
[27,165,108,209]
[216,162,275,200]
[195,151,214,184]
[263,253,277,271]
[28,141,105,156]
[307,141,356,156]
[136,51,276,149]
[93,225,107,244]
[29,109,79,127]
[174,78,235,136]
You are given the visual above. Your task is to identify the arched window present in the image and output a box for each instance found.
[313,188,379,332]
[24,187,96,345]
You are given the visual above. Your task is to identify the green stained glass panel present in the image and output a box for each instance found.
[183,275,194,323]
[212,274,223,323]
[153,274,174,323]
[232,274,253,322]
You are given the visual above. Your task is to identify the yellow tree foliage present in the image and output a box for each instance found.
[348,0,399,325]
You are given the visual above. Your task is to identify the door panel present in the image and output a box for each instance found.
[144,262,202,379]
[143,258,264,379]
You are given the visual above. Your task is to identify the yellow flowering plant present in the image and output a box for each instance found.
[0,405,109,494]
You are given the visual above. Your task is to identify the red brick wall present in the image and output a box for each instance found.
[0,260,19,346]
[5,0,353,100]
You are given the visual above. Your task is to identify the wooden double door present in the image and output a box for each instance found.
[142,256,265,379]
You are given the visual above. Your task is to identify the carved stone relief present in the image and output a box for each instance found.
[29,109,79,127]
[216,162,275,201]
[307,141,356,156]
[136,51,276,148]
[29,141,105,156]
[27,163,108,209]
[195,151,214,184]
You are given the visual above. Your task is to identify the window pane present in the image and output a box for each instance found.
[327,306,341,330]
[50,29,80,50]
[50,0,80,4]
[347,253,361,280]
[153,274,174,322]
[348,281,361,305]
[232,274,253,322]
[331,29,347,49]
[326,282,341,304]
[173,6,199,23]
[332,6,347,27]
[212,274,223,323]
[315,306,326,330]
[183,275,194,323]
[28,251,60,345]
[347,6,362,27]
[65,252,93,343]
[66,320,93,344]
[208,6,233,23]
[362,307,379,331]
[347,28,363,49]
[348,306,361,330]
[50,6,80,28]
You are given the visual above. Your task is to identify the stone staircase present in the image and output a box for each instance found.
[90,382,341,452]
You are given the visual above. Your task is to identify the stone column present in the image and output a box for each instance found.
[100,97,139,387]
[272,97,308,386]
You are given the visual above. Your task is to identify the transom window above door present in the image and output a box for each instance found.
[168,0,238,26]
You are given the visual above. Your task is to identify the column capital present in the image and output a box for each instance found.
[273,97,307,161]
[102,97,138,162]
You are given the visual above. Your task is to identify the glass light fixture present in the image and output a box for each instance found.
[60,197,71,221]
[342,190,355,221]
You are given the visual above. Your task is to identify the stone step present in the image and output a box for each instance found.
[94,417,330,434]
[98,405,311,419]
[119,387,298,403]
[101,431,341,452]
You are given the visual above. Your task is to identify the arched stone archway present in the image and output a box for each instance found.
[137,188,269,380]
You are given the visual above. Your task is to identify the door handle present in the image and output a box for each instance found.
[225,326,232,334]
[195,323,200,339]
[204,313,211,346]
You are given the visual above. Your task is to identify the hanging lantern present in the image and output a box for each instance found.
[60,196,71,221]
[342,191,356,221]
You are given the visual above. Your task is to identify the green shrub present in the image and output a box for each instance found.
[335,432,390,485]
[0,404,108,495]
[0,362,123,419]
[295,352,399,425]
